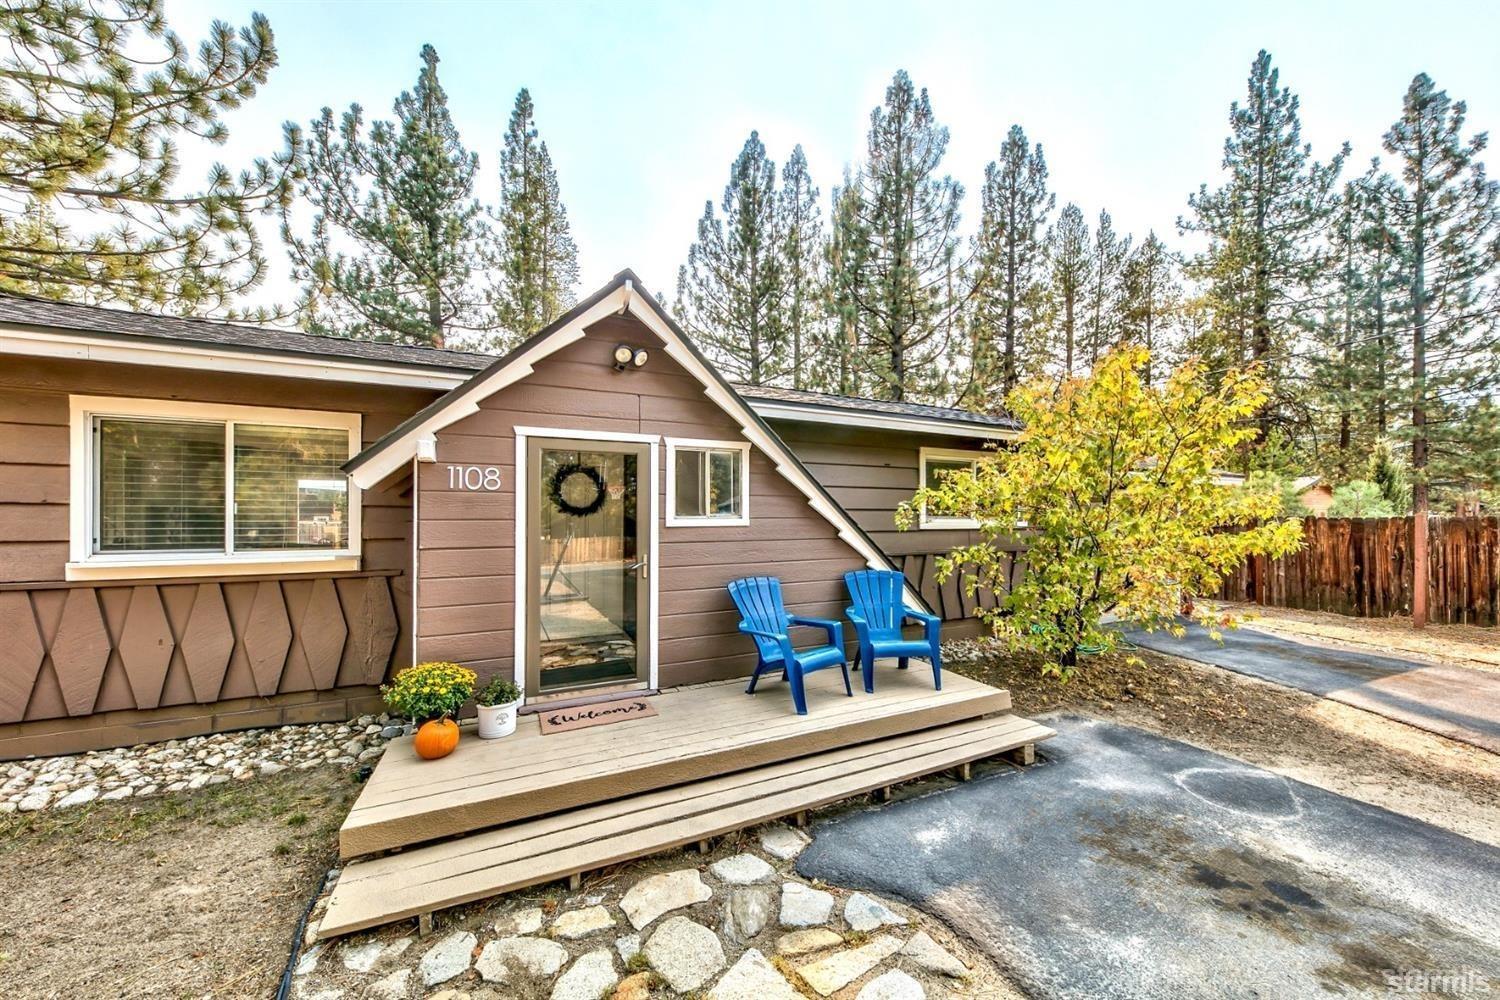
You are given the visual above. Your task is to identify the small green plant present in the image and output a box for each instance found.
[843,928,870,947]
[285,811,308,828]
[625,951,652,973]
[380,661,476,722]
[476,675,522,707]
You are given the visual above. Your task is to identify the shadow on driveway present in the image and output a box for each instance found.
[1124,622,1500,752]
[796,716,1500,999]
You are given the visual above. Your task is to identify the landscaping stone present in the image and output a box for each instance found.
[857,969,925,1000]
[417,930,475,986]
[551,948,618,1000]
[708,948,803,1000]
[722,886,776,942]
[845,892,908,931]
[900,931,967,977]
[551,904,615,939]
[776,928,845,956]
[620,868,712,929]
[760,825,811,860]
[710,853,775,884]
[475,936,569,981]
[615,933,641,964]
[368,970,409,1000]
[55,784,99,808]
[340,939,387,973]
[779,881,835,927]
[613,971,654,1000]
[293,943,322,977]
[498,906,546,935]
[642,915,726,993]
[795,935,903,997]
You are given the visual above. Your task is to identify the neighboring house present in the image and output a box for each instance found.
[0,271,1014,757]
[1292,475,1335,515]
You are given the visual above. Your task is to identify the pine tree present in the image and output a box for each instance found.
[824,173,867,396]
[0,0,289,314]
[676,131,787,384]
[1045,203,1090,375]
[970,126,1054,397]
[837,71,966,402]
[1121,231,1180,384]
[780,146,826,389]
[1082,210,1130,366]
[491,88,580,346]
[1380,73,1500,513]
[282,45,490,347]
[1182,50,1346,441]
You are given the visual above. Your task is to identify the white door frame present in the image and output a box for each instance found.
[513,426,660,693]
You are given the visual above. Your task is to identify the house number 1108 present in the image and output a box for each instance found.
[447,465,502,491]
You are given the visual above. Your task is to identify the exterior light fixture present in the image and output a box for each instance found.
[613,344,649,371]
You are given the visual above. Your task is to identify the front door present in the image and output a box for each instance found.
[526,438,650,697]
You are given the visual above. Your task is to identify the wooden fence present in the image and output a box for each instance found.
[1217,516,1500,625]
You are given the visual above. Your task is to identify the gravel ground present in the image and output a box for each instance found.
[1225,603,1500,674]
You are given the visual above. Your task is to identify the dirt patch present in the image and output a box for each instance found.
[0,767,357,999]
[947,641,1500,846]
[1223,602,1500,674]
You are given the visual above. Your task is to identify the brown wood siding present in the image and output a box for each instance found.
[415,315,871,689]
[0,355,436,755]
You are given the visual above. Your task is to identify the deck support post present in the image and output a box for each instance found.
[876,786,893,802]
[417,912,433,937]
[794,810,810,828]
[697,839,711,854]
[954,762,972,782]
[568,872,583,891]
[1004,743,1036,766]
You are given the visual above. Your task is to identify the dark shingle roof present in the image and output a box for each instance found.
[0,293,493,372]
[733,382,1019,430]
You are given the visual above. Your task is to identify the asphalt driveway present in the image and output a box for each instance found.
[1124,622,1500,753]
[796,716,1500,999]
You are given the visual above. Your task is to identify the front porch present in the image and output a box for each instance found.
[321,666,1053,938]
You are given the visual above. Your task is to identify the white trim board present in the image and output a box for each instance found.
[513,426,660,695]
[747,399,1018,441]
[664,437,752,527]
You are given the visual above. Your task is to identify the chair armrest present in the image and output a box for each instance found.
[901,606,940,626]
[788,615,844,647]
[737,622,796,661]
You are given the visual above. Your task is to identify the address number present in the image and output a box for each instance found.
[447,465,502,491]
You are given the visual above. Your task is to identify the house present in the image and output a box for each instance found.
[1292,475,1335,515]
[0,270,1016,759]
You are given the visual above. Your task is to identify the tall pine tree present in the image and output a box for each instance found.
[1045,203,1090,375]
[1181,50,1346,440]
[836,71,966,402]
[676,131,787,384]
[282,45,490,347]
[780,146,826,389]
[824,172,867,396]
[1082,209,1131,366]
[491,88,580,346]
[1120,231,1180,385]
[970,125,1053,397]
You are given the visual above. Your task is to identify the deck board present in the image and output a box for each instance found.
[319,711,1054,938]
[340,667,1010,857]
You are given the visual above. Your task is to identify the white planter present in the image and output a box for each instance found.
[477,698,522,739]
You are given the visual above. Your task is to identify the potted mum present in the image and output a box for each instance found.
[475,676,524,739]
[380,662,476,760]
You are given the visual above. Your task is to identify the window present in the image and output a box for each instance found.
[69,396,361,579]
[918,448,986,529]
[666,438,750,526]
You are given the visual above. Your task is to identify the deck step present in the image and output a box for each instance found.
[318,712,1054,939]
[340,669,1010,858]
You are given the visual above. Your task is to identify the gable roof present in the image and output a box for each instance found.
[736,382,1018,439]
[346,269,924,607]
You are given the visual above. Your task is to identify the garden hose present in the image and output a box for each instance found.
[276,868,330,1000]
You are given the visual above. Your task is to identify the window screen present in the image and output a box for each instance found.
[924,457,975,491]
[97,418,226,552]
[233,425,350,550]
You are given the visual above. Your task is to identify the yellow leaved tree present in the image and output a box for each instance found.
[900,345,1303,677]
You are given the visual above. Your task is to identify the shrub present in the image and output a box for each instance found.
[380,661,476,722]
[476,675,522,707]
[1328,480,1399,517]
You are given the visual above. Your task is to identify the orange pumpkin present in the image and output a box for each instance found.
[413,718,460,760]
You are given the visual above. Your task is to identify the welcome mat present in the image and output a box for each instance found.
[537,697,659,735]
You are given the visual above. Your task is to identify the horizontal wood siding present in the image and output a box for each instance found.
[416,315,871,689]
[0,355,437,754]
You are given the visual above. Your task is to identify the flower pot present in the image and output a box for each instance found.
[477,698,523,739]
[413,718,460,760]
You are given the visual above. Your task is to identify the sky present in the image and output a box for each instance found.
[173,0,1500,313]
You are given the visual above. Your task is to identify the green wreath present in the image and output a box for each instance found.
[549,462,608,517]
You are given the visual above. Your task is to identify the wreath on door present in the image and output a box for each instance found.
[548,462,608,517]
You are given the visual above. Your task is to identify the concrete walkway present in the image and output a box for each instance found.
[1125,621,1500,752]
[796,716,1500,1000]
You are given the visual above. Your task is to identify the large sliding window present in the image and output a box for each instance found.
[70,397,360,578]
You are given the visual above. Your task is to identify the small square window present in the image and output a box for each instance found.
[918,449,985,529]
[667,440,750,525]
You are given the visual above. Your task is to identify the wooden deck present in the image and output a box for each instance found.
[319,709,1053,938]
[339,666,1013,858]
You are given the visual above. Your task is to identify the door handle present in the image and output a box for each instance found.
[625,558,648,579]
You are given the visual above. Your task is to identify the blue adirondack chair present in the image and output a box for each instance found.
[844,569,942,694]
[728,576,851,715]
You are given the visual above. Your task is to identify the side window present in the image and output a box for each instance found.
[666,439,750,526]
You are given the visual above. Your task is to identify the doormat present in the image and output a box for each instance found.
[537,697,659,735]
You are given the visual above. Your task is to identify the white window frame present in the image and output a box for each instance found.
[664,437,751,527]
[918,447,986,529]
[67,395,362,580]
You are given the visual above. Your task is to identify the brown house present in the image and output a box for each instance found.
[0,270,1015,758]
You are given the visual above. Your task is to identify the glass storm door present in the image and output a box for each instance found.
[526,439,649,696]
